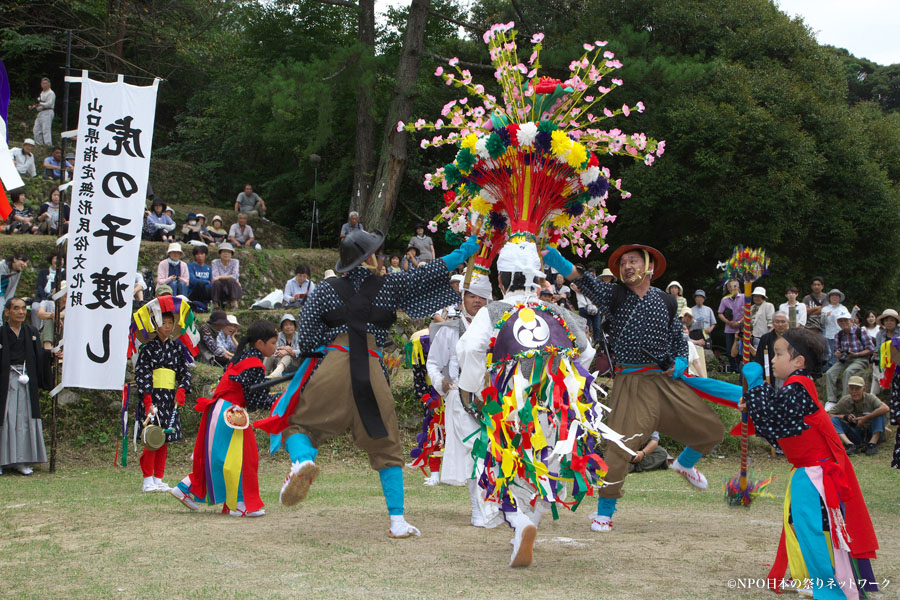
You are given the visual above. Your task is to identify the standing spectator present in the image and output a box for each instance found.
[801,276,827,334]
[598,268,616,283]
[690,289,716,337]
[198,310,230,367]
[778,286,807,328]
[3,190,36,234]
[206,215,228,245]
[36,186,69,235]
[194,214,215,245]
[860,310,880,341]
[401,245,420,270]
[828,376,889,455]
[181,212,205,245]
[156,243,189,297]
[9,139,36,178]
[145,199,176,242]
[28,77,55,146]
[551,272,573,309]
[387,254,402,273]
[749,286,774,346]
[0,297,52,475]
[751,311,789,387]
[408,223,435,263]
[873,309,899,395]
[680,308,707,378]
[820,288,849,367]
[718,279,745,373]
[283,264,315,309]
[228,213,258,249]
[340,211,365,240]
[824,307,874,411]
[187,246,212,309]
[41,147,72,180]
[211,243,242,310]
[0,253,28,316]
[571,278,600,341]
[265,314,301,379]
[234,183,266,219]
[666,281,687,314]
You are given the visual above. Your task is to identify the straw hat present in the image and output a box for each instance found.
[599,268,617,281]
[608,244,666,281]
[876,308,899,325]
[166,242,183,256]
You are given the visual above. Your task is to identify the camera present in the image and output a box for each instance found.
[838,351,848,363]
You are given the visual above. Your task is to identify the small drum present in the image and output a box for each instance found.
[224,405,250,430]
[142,415,166,450]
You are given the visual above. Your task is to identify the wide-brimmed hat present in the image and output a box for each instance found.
[164,206,175,214]
[667,281,683,295]
[608,244,666,281]
[211,215,223,225]
[599,268,617,281]
[195,213,206,220]
[218,242,235,254]
[279,313,296,326]
[826,288,845,302]
[336,229,385,273]
[226,314,239,326]
[186,212,197,221]
[208,310,229,327]
[151,198,166,209]
[751,286,767,299]
[405,245,420,256]
[323,269,337,279]
[679,306,693,320]
[877,308,899,325]
[166,242,183,256]
[693,289,706,298]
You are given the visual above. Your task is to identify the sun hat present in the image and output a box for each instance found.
[211,215,223,225]
[826,288,845,303]
[323,269,337,279]
[751,286,767,299]
[195,213,206,220]
[679,306,693,319]
[667,281,683,295]
[218,242,235,254]
[336,229,385,273]
[608,244,666,281]
[208,310,229,327]
[166,242,183,256]
[599,268,617,281]
[848,376,865,388]
[280,313,296,326]
[693,289,706,298]
[876,308,899,325]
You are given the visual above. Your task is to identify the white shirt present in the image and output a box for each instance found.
[777,302,808,327]
[10,148,36,177]
[820,303,847,339]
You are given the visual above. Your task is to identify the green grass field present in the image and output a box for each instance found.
[1,445,897,600]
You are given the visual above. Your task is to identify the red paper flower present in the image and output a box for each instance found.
[444,190,456,206]
[534,76,562,94]
[506,123,520,146]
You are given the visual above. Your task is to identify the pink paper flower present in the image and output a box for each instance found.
[434,66,443,76]
[603,51,614,59]
[583,43,594,51]
[428,221,438,232]
[531,33,545,43]
[636,101,645,113]
[396,121,405,132]
[449,57,459,66]
[611,78,623,86]
[529,51,538,65]
[622,104,630,117]
[656,140,666,156]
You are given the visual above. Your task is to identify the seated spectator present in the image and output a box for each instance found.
[198,310,230,367]
[340,211,365,239]
[828,376,889,455]
[35,281,65,350]
[627,431,669,473]
[34,252,65,302]
[387,254,402,273]
[133,271,146,307]
[778,286,807,328]
[751,311,789,387]
[283,264,315,309]
[750,286,774,346]
[824,307,874,411]
[194,213,215,245]
[181,212,206,245]
[552,272,573,309]
[211,242,242,310]
[408,223,434,263]
[3,189,37,234]
[666,281,687,314]
[228,213,258,249]
[0,252,28,315]
[156,243,189,297]
[216,315,239,360]
[145,198,176,242]
[265,314,300,379]
[36,186,69,235]
[206,215,228,245]
[401,245,419,270]
[187,245,212,309]
[234,183,266,219]
[10,139,36,177]
[42,146,73,180]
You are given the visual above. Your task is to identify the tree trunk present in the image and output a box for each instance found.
[362,0,430,234]
[109,0,128,75]
[351,0,376,215]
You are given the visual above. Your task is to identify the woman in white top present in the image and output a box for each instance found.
[749,286,774,344]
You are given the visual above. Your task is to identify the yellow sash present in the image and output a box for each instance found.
[152,368,176,390]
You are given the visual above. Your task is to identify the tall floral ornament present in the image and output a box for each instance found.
[401,23,665,271]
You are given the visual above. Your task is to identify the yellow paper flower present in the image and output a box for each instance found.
[551,213,572,227]
[550,130,572,158]
[566,143,587,169]
[471,194,494,215]
[461,133,478,151]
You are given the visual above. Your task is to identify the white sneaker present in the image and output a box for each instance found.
[169,486,200,511]
[142,477,157,492]
[670,459,708,490]
[590,513,613,532]
[280,460,319,506]
[153,477,171,492]
[227,504,266,518]
[509,523,537,567]
[266,366,284,379]
[13,464,33,476]
[388,515,421,538]
[423,472,440,486]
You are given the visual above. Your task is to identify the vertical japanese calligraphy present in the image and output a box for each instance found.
[61,75,159,390]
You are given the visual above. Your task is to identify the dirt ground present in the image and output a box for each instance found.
[1,453,897,600]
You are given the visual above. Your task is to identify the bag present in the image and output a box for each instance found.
[585,304,598,316]
[142,414,166,450]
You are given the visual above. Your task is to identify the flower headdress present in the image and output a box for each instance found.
[402,22,664,264]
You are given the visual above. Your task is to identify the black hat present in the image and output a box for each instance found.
[336,229,385,273]
[208,310,229,327]
[151,197,166,209]
[405,245,420,256]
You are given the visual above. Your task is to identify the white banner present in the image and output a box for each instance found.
[61,73,158,390]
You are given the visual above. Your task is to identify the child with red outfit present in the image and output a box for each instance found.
[134,312,191,492]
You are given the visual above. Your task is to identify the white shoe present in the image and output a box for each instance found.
[670,459,708,490]
[388,515,421,538]
[423,472,440,486]
[13,464,33,476]
[267,366,284,379]
[590,513,613,532]
[169,486,200,511]
[153,477,171,491]
[227,504,266,517]
[509,523,537,567]
[280,460,319,506]
[142,477,157,492]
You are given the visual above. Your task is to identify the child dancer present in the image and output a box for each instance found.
[741,328,879,598]
[170,321,280,516]
[135,311,191,492]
